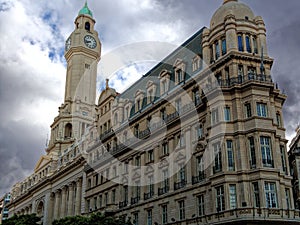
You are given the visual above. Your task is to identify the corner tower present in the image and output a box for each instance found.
[47,2,101,156]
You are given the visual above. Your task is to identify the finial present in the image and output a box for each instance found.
[223,0,238,4]
[105,79,109,90]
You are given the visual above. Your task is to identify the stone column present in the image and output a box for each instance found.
[75,179,82,215]
[185,128,192,184]
[60,186,67,218]
[67,183,74,216]
[242,33,247,52]
[53,190,60,220]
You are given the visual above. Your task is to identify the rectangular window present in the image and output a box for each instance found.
[253,37,258,54]
[148,175,154,194]
[280,145,287,174]
[134,124,139,138]
[178,200,185,220]
[148,150,154,163]
[162,169,169,191]
[215,41,220,59]
[135,156,141,167]
[193,88,201,105]
[227,140,235,171]
[135,180,141,198]
[147,209,152,225]
[99,195,102,208]
[245,103,252,118]
[176,69,183,83]
[260,136,273,167]
[178,133,185,148]
[211,108,219,125]
[123,186,128,202]
[162,80,168,94]
[94,197,97,209]
[229,185,237,209]
[112,189,116,203]
[238,35,243,52]
[196,124,203,139]
[257,103,267,117]
[133,213,139,225]
[222,39,227,55]
[216,186,225,212]
[248,67,256,79]
[249,137,256,168]
[178,164,186,182]
[175,98,182,114]
[224,107,231,122]
[161,108,166,121]
[162,205,168,224]
[276,113,281,126]
[105,192,108,205]
[265,182,278,208]
[285,189,291,209]
[162,142,169,156]
[246,35,252,53]
[197,195,205,216]
[253,182,260,207]
[197,156,204,177]
[214,142,222,173]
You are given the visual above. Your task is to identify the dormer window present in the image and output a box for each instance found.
[176,68,183,84]
[85,22,90,31]
[160,70,171,95]
[192,56,201,72]
[174,59,186,85]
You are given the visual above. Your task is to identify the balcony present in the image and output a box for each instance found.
[131,196,140,205]
[174,180,186,190]
[119,200,128,209]
[158,186,169,196]
[100,128,114,140]
[204,74,273,93]
[192,172,205,184]
[144,191,154,200]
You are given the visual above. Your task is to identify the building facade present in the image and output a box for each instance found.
[289,126,300,210]
[0,193,11,224]
[6,1,300,225]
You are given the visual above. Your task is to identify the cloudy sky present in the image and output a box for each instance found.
[0,0,299,195]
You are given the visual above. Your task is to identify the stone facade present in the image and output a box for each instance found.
[289,126,300,209]
[6,1,300,225]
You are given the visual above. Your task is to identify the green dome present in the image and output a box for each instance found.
[78,1,93,18]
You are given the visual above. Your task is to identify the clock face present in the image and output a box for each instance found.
[65,37,71,51]
[84,35,97,49]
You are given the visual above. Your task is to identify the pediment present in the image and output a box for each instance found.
[159,158,169,168]
[34,155,51,173]
[145,165,154,174]
[176,151,186,162]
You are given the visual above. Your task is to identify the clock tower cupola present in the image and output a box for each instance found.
[47,2,101,155]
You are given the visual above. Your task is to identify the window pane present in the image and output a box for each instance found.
[238,35,243,51]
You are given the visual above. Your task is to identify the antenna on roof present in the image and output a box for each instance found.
[45,133,49,148]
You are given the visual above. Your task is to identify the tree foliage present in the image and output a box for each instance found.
[2,214,40,225]
[52,212,133,225]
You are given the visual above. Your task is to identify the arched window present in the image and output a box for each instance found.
[246,35,251,53]
[238,35,243,52]
[85,22,90,31]
[64,123,72,138]
[221,38,227,55]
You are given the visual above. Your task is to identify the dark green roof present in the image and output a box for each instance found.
[78,1,93,18]
[117,27,205,118]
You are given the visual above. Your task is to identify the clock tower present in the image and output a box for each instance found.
[47,2,101,156]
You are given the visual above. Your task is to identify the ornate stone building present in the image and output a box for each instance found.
[289,126,300,210]
[6,1,300,225]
